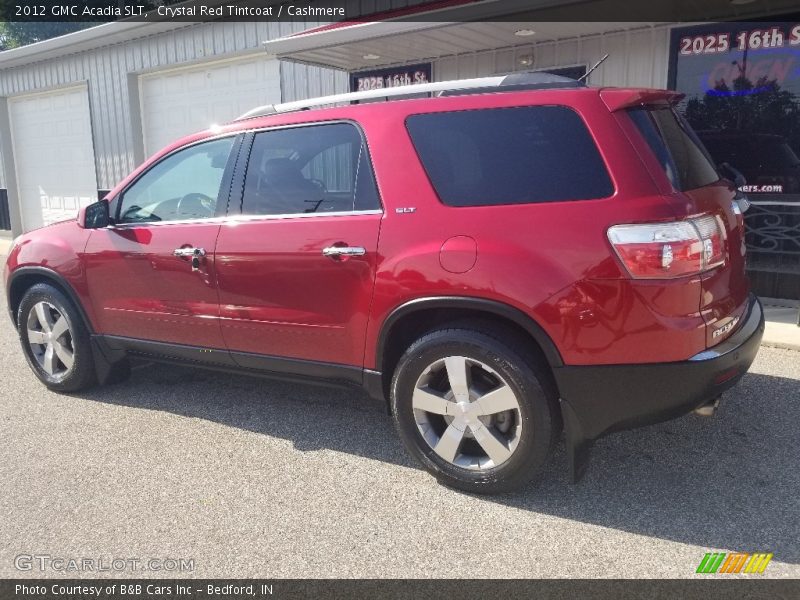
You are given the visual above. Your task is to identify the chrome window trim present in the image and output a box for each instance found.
[226,209,383,223]
[112,119,383,226]
[235,118,384,214]
[108,209,383,229]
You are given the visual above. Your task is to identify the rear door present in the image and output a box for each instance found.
[84,135,240,356]
[625,105,749,347]
[215,122,383,371]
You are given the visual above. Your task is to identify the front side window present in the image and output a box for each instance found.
[405,106,613,207]
[117,137,235,224]
[241,123,380,216]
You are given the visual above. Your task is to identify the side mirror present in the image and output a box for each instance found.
[79,200,110,229]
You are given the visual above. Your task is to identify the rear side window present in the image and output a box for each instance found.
[405,106,613,207]
[627,107,719,191]
[241,122,380,216]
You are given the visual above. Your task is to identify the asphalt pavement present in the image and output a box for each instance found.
[1,288,798,578]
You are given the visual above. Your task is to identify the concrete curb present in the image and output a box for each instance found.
[761,302,800,352]
[762,340,800,352]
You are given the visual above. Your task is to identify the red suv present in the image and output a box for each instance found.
[4,74,764,493]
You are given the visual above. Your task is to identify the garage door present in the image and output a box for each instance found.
[9,85,99,232]
[140,55,281,155]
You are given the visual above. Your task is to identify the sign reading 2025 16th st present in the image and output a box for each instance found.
[350,63,432,92]
[678,24,800,54]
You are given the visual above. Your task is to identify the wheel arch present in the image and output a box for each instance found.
[373,296,563,404]
[7,267,94,333]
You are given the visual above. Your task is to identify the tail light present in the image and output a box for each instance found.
[608,214,726,279]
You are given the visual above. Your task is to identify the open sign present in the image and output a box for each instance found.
[705,49,798,95]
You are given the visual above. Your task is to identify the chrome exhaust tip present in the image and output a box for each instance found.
[694,396,721,417]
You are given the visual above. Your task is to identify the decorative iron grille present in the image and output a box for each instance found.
[745,202,800,272]
[744,201,800,300]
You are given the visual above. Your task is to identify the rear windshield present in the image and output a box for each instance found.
[627,107,719,191]
[405,106,614,207]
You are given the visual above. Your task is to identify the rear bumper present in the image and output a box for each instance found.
[554,293,764,443]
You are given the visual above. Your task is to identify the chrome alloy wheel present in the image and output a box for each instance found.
[26,301,74,379]
[412,356,523,470]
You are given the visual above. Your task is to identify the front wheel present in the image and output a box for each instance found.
[391,327,559,494]
[17,283,97,392]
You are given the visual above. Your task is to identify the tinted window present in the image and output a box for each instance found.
[242,123,380,215]
[405,106,613,207]
[627,107,719,191]
[118,137,234,224]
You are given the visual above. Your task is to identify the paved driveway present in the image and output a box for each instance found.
[0,288,798,578]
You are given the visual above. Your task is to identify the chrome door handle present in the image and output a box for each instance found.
[322,246,366,258]
[174,247,206,271]
[173,247,206,258]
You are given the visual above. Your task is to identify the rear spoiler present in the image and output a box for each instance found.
[600,88,685,112]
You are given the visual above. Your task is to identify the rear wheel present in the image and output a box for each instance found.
[17,283,97,392]
[391,327,558,493]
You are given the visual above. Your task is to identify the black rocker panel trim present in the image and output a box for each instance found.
[100,335,364,386]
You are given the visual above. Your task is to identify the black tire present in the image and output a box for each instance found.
[17,283,97,393]
[391,327,559,494]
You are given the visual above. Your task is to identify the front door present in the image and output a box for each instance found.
[84,135,239,355]
[215,122,383,370]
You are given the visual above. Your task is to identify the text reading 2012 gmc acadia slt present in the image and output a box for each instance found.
[4,73,764,493]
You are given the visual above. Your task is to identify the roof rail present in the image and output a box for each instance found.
[235,72,585,121]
